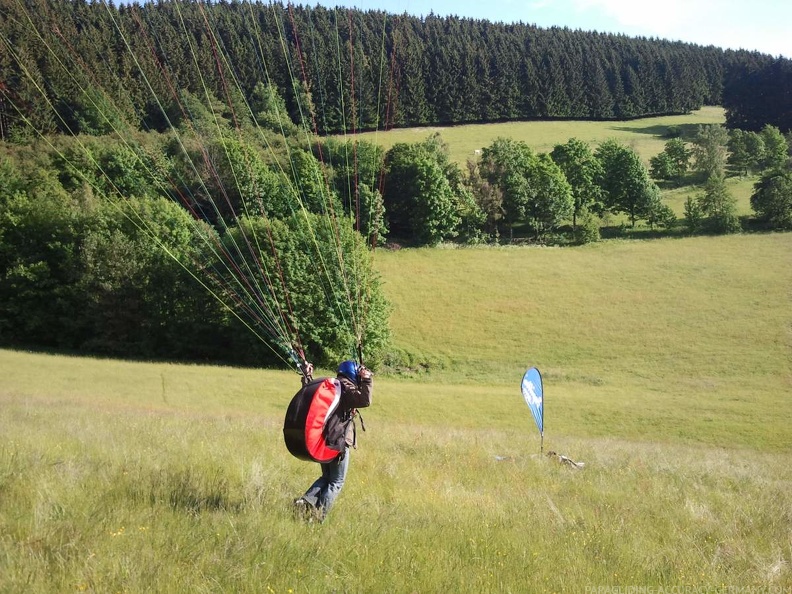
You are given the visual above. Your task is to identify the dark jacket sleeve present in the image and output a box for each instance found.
[338,375,372,409]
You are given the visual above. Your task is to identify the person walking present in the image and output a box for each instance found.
[293,359,372,522]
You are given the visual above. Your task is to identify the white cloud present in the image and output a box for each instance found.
[570,0,790,56]
[573,0,711,36]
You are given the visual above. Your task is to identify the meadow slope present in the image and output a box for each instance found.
[376,233,792,451]
[1,232,790,592]
[353,106,726,164]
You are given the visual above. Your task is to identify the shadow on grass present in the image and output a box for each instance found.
[0,342,279,372]
[599,225,686,240]
[609,122,705,139]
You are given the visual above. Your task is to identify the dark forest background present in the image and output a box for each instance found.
[1,0,791,139]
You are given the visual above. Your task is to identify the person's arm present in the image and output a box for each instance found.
[339,367,373,408]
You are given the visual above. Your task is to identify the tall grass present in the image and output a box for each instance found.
[1,355,790,593]
[1,231,791,592]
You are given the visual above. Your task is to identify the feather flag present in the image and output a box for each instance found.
[521,367,544,452]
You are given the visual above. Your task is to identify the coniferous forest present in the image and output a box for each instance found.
[0,0,790,138]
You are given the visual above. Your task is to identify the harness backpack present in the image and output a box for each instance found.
[283,377,349,463]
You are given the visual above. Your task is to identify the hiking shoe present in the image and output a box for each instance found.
[292,498,315,522]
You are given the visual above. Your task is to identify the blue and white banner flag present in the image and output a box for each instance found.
[521,367,544,436]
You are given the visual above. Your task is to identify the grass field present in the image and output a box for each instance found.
[352,106,727,165]
[662,176,757,219]
[1,229,790,592]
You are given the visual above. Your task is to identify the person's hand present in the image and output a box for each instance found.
[359,366,372,380]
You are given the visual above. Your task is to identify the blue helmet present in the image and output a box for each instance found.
[337,360,360,384]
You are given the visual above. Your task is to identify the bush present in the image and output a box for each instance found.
[574,207,601,244]
[0,188,89,348]
[684,197,704,234]
[665,125,683,138]
[78,196,226,359]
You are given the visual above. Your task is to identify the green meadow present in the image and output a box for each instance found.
[354,106,727,164]
[2,228,791,592]
[1,109,790,592]
[662,175,757,219]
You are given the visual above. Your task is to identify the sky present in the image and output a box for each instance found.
[307,0,791,59]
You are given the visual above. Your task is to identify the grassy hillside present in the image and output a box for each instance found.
[375,233,791,451]
[354,106,726,164]
[1,231,790,592]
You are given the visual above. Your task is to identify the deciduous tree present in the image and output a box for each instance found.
[551,138,604,229]
[759,125,789,172]
[692,124,729,179]
[383,142,459,245]
[698,173,741,234]
[595,139,659,227]
[650,138,690,185]
[481,137,572,240]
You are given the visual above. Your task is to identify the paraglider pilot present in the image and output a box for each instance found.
[294,359,372,522]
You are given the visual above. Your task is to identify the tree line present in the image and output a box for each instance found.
[2,0,791,366]
[723,58,792,133]
[1,0,790,140]
[382,124,792,246]
[0,119,393,367]
[2,97,790,363]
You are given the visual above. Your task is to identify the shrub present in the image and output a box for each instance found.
[574,207,601,244]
